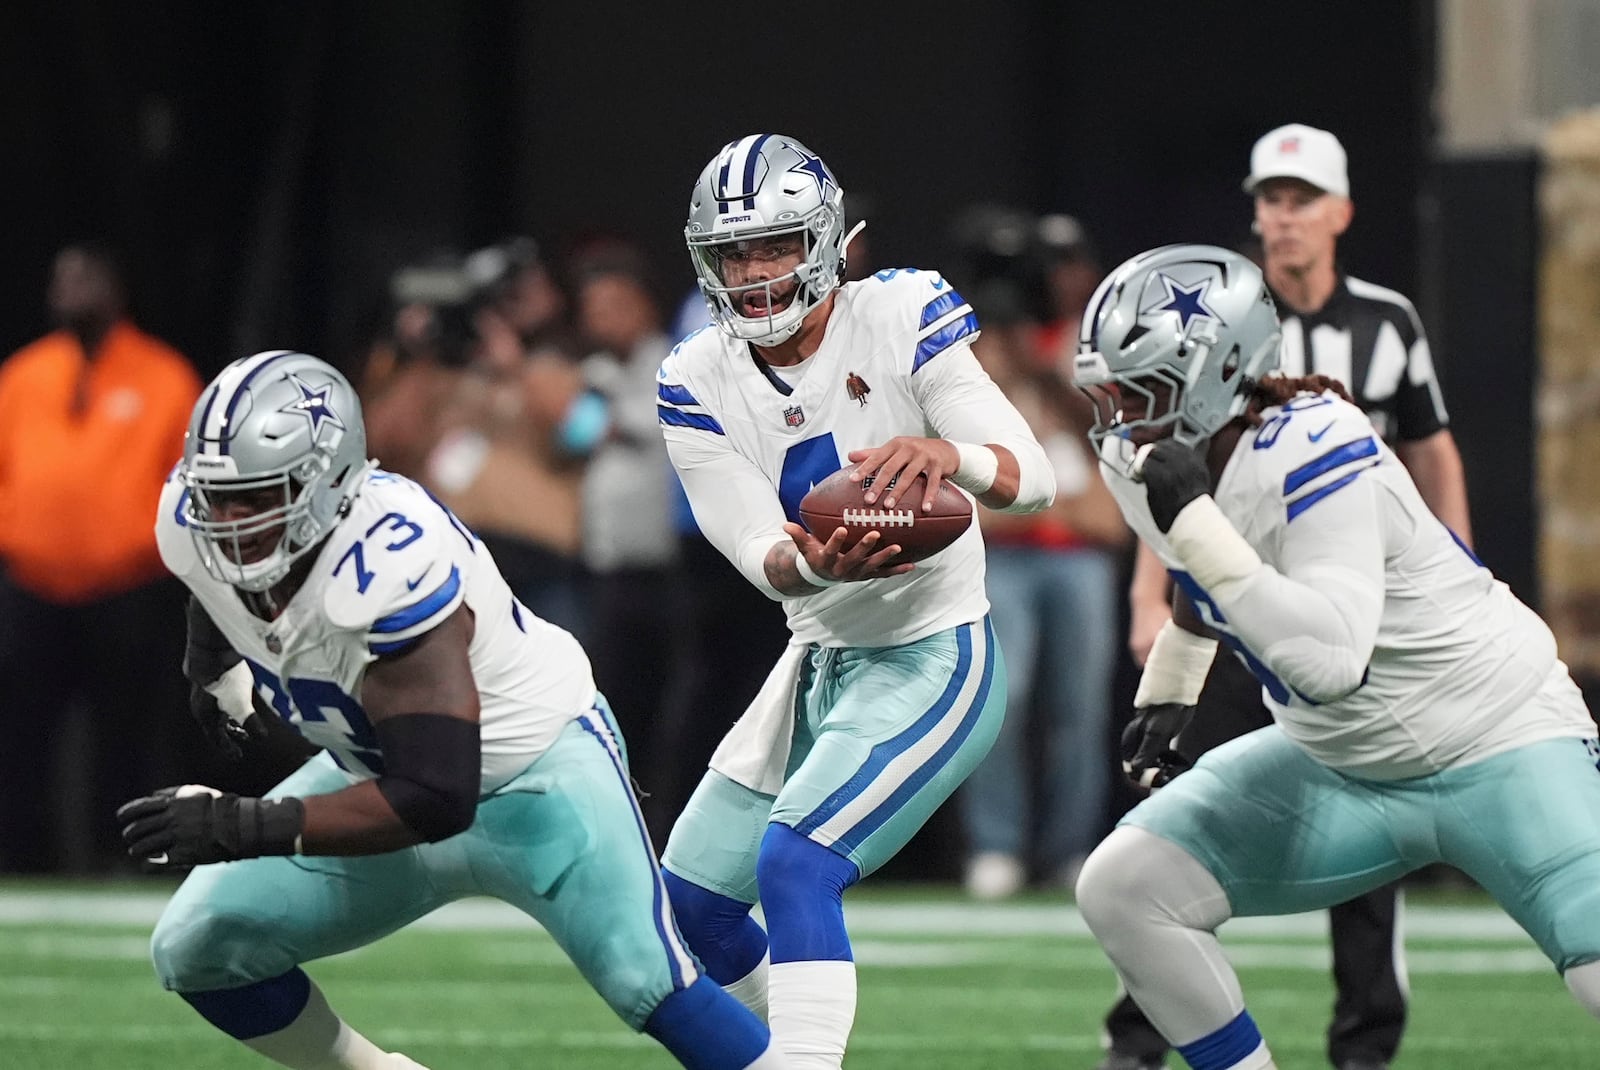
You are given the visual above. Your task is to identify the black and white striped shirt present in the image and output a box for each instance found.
[1272,274,1449,445]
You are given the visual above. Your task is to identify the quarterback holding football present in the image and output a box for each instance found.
[656,133,1056,1068]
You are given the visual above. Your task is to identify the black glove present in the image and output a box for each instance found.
[1137,439,1211,533]
[189,682,269,761]
[1120,703,1196,791]
[117,786,304,873]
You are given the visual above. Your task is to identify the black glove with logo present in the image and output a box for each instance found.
[1120,703,1196,791]
[117,786,304,872]
[1137,439,1212,533]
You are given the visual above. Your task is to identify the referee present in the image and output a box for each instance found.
[1097,124,1473,1070]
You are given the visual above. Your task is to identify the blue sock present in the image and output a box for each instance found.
[180,967,312,1040]
[1176,1009,1265,1070]
[662,868,769,983]
[757,823,859,963]
[644,974,771,1070]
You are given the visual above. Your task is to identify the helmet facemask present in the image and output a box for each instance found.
[690,211,845,345]
[185,453,341,592]
[1073,245,1281,477]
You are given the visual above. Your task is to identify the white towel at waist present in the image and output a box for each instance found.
[709,640,808,795]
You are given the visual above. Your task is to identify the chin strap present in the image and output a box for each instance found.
[841,219,866,262]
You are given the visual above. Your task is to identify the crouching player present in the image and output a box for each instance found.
[119,350,790,1069]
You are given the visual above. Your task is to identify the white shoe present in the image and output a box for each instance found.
[965,852,1025,900]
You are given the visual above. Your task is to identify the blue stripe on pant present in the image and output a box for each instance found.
[578,705,699,992]
[151,702,700,1033]
[778,618,1006,877]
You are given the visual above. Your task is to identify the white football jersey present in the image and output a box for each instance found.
[1105,390,1592,778]
[661,268,1036,648]
[157,467,596,790]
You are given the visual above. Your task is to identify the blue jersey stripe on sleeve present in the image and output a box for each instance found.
[658,405,725,435]
[371,565,462,635]
[918,289,966,329]
[1285,463,1378,523]
[657,382,700,407]
[1283,436,1379,496]
[912,311,979,373]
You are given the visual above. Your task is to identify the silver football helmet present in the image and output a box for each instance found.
[685,133,858,345]
[180,351,372,591]
[1073,244,1281,472]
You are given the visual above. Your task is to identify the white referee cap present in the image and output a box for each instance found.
[1243,123,1349,198]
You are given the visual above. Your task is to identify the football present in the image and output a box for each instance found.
[798,466,973,564]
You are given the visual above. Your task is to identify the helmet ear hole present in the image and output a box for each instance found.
[1220,344,1242,382]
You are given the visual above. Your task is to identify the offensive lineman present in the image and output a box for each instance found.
[656,133,1056,1068]
[117,351,790,1070]
[1070,244,1600,1070]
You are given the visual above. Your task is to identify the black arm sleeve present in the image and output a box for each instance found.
[183,595,242,687]
[374,714,481,842]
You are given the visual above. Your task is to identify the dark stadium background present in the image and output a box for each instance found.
[0,0,1543,877]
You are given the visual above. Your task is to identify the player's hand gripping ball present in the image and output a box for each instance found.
[799,467,972,564]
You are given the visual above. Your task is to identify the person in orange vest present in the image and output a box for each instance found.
[0,243,202,872]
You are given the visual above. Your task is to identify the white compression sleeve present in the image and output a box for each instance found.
[1134,621,1219,708]
[664,425,794,600]
[1165,491,1385,704]
[1075,827,1253,1050]
[914,344,1056,512]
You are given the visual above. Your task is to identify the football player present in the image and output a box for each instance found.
[1070,244,1600,1070]
[117,351,790,1070]
[657,134,1056,1067]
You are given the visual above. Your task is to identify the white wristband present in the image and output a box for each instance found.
[949,441,999,495]
[794,553,841,589]
[1134,620,1219,707]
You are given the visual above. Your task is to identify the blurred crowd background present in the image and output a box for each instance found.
[3,0,1599,884]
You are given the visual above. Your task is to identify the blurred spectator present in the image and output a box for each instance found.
[426,334,592,635]
[952,214,1129,899]
[1032,213,1102,367]
[0,243,202,872]
[359,240,592,633]
[571,240,682,842]
[358,254,480,481]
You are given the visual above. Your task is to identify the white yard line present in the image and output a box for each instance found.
[0,890,1536,942]
[0,1020,1549,1055]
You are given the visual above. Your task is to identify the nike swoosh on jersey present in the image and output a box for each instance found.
[148,852,169,865]
[404,567,433,592]
[1307,420,1336,442]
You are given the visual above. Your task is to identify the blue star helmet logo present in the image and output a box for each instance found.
[785,144,836,202]
[279,372,346,437]
[1142,273,1226,330]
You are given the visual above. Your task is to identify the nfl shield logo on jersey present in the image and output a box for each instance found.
[784,404,805,428]
[266,633,282,654]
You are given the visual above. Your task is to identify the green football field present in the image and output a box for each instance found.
[0,881,1590,1069]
